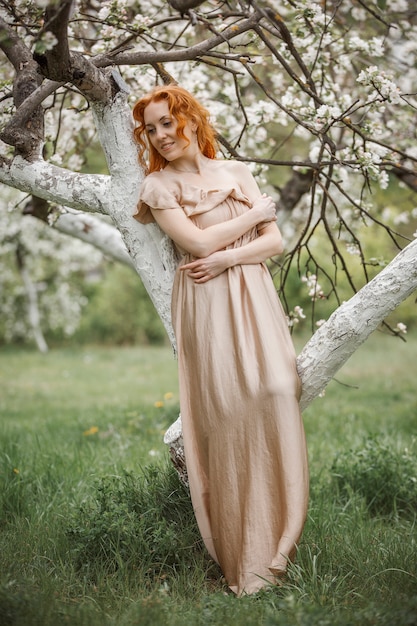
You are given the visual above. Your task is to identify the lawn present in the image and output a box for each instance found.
[0,331,416,625]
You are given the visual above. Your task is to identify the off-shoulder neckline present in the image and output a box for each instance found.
[151,159,234,175]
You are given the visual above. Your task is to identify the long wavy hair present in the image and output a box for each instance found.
[132,84,219,173]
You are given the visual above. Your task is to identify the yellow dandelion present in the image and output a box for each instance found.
[13,468,19,474]
[154,401,164,408]
[164,392,173,400]
[83,426,99,436]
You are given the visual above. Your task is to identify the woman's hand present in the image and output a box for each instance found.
[252,193,277,223]
[180,250,233,283]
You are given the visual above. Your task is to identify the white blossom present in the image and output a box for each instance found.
[348,36,385,57]
[393,211,410,225]
[357,66,402,104]
[346,243,360,256]
[389,0,409,10]
[301,274,325,301]
[97,6,111,20]
[396,322,407,335]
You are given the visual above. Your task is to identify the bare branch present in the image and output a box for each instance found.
[93,12,260,67]
[0,16,44,159]
[31,1,113,102]
[355,0,394,28]
[253,24,321,107]
[35,0,73,80]
[0,16,32,69]
[257,4,319,98]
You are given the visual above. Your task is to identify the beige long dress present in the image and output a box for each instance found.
[135,164,309,596]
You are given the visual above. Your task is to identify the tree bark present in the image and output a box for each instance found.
[0,17,44,159]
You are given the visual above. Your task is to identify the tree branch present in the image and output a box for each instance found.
[0,16,44,159]
[0,16,32,70]
[1,79,64,153]
[93,12,260,67]
[0,156,109,213]
[388,163,417,194]
[253,23,322,107]
[23,195,135,268]
[297,238,417,409]
[32,2,114,103]
[35,0,73,80]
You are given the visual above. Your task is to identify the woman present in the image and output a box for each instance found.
[132,84,309,596]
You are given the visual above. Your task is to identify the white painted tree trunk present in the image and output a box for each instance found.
[90,94,180,346]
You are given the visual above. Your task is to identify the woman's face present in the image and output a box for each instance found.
[143,99,198,163]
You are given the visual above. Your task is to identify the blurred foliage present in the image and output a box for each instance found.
[73,263,167,346]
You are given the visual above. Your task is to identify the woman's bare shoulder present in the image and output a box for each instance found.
[142,168,178,190]
[215,159,252,177]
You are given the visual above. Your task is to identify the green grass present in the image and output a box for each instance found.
[0,345,179,468]
[1,333,417,625]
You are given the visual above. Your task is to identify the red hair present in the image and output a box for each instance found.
[132,84,218,173]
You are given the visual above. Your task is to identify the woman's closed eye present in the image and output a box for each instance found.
[147,121,172,135]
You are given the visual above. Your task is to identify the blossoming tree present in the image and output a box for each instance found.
[1,0,417,459]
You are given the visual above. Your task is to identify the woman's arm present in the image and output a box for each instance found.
[181,222,283,283]
[232,222,283,263]
[150,193,276,258]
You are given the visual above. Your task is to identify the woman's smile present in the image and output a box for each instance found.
[160,140,175,152]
